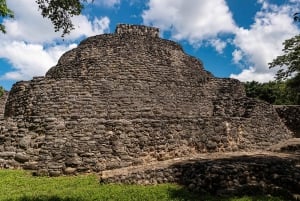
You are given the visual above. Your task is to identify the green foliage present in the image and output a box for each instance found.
[244,80,299,105]
[268,14,299,99]
[0,0,14,33]
[0,170,287,201]
[269,34,300,80]
[268,34,300,102]
[0,86,4,97]
[35,0,89,37]
[0,0,92,36]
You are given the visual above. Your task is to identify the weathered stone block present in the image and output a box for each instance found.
[14,153,29,163]
[0,152,15,158]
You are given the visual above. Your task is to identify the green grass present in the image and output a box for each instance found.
[0,170,287,201]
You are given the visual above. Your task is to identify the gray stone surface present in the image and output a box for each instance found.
[101,152,300,199]
[275,105,300,138]
[0,24,293,175]
[0,91,8,118]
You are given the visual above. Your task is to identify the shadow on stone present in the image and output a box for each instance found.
[172,155,300,200]
[166,185,293,201]
[275,105,300,138]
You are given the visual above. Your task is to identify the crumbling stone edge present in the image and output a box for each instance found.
[100,152,300,200]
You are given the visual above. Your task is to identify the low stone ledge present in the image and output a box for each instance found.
[268,138,300,153]
[100,152,300,199]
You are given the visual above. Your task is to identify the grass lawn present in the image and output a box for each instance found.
[0,169,287,201]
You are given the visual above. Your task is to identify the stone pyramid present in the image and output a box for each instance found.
[0,24,292,176]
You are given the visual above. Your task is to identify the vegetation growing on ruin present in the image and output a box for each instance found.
[0,170,288,201]
[0,86,4,97]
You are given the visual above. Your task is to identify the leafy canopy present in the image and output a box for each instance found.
[0,0,92,37]
[269,34,300,80]
[36,0,88,37]
[244,81,299,105]
[0,0,14,33]
[268,13,300,102]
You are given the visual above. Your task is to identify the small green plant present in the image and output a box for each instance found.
[0,86,4,97]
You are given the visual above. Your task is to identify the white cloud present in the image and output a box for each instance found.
[230,67,275,82]
[232,49,243,64]
[66,16,110,40]
[0,41,77,80]
[3,0,58,43]
[142,0,300,83]
[142,0,237,44]
[209,39,227,54]
[0,0,110,83]
[230,1,299,82]
[4,0,110,43]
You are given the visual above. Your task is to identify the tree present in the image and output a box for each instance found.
[268,13,300,104]
[0,0,91,37]
[269,34,300,81]
[36,0,89,37]
[244,81,299,105]
[0,0,14,33]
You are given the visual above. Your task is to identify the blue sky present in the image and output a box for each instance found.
[0,0,299,90]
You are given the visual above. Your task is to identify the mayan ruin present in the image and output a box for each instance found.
[0,24,299,197]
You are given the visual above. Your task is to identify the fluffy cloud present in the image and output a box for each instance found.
[3,0,110,43]
[142,0,237,45]
[142,0,300,83]
[0,0,110,84]
[66,16,110,40]
[209,39,227,54]
[232,49,243,64]
[2,0,57,43]
[0,42,77,80]
[230,1,299,82]
[230,67,276,83]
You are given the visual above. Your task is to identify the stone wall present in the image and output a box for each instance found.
[101,153,300,199]
[275,105,300,138]
[0,24,293,176]
[115,24,159,38]
[0,91,8,118]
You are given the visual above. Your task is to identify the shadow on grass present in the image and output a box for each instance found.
[5,188,290,201]
[167,186,204,201]
[9,196,83,201]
